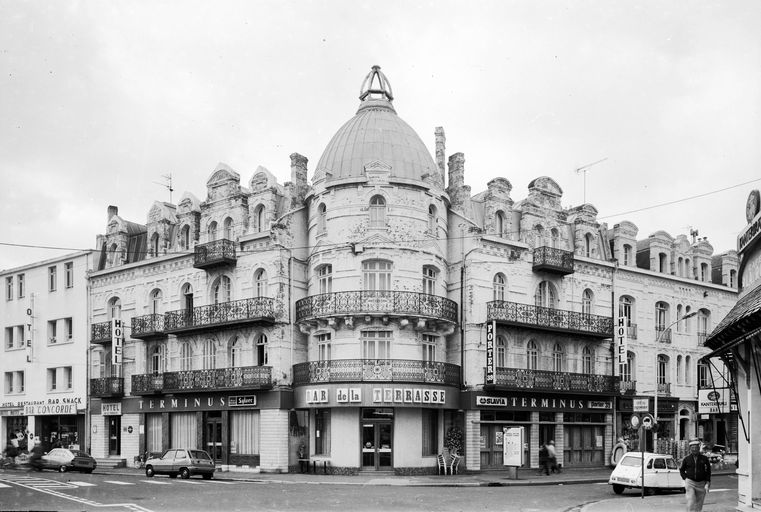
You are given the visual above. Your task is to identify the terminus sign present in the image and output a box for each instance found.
[135,395,257,411]
[476,396,612,411]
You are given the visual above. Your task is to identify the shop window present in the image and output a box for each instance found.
[421,409,439,456]
[231,410,260,455]
[314,409,331,456]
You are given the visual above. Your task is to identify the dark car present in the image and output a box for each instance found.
[41,448,97,473]
[145,448,215,479]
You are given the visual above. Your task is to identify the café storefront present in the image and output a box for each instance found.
[2,395,85,454]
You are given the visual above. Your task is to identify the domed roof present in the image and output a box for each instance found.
[315,66,437,183]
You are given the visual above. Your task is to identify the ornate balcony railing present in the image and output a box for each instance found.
[90,321,112,345]
[656,327,672,343]
[487,367,618,395]
[487,301,613,338]
[619,380,637,395]
[657,382,671,395]
[532,246,574,275]
[163,297,276,334]
[295,291,458,324]
[131,366,272,395]
[292,359,461,387]
[193,239,237,269]
[131,314,166,339]
[90,377,124,398]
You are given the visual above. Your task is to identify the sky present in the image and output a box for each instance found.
[1,0,760,271]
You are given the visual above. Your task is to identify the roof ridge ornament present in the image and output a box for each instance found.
[359,65,394,102]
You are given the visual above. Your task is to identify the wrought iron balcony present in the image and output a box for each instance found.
[533,246,574,275]
[292,359,461,387]
[295,291,458,325]
[193,238,237,270]
[657,382,671,395]
[656,327,672,343]
[487,301,613,338]
[131,314,166,339]
[90,321,112,345]
[620,380,637,395]
[163,297,276,334]
[131,366,272,395]
[90,377,124,398]
[486,367,618,395]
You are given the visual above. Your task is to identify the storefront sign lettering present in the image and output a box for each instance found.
[24,404,77,416]
[229,395,257,407]
[476,395,610,411]
[138,397,230,410]
[371,388,445,404]
[101,403,122,415]
[486,321,495,384]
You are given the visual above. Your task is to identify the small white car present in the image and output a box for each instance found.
[608,451,685,495]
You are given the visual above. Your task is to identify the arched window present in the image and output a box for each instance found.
[182,283,194,311]
[678,257,684,277]
[657,354,669,385]
[697,310,710,341]
[223,217,234,239]
[730,269,737,288]
[317,203,327,233]
[150,233,160,257]
[619,296,634,326]
[534,225,544,247]
[496,335,506,367]
[495,211,505,237]
[229,337,241,368]
[362,260,392,291]
[550,228,560,248]
[584,233,593,258]
[493,274,506,302]
[685,258,692,278]
[582,346,594,374]
[552,343,564,372]
[686,355,692,385]
[108,297,122,320]
[254,204,266,233]
[150,289,162,315]
[149,344,166,375]
[623,244,633,266]
[179,341,192,371]
[317,265,332,294]
[655,301,669,333]
[208,221,218,242]
[257,334,268,366]
[202,339,216,370]
[658,253,668,273]
[369,195,386,228]
[254,269,268,297]
[526,340,538,370]
[108,243,120,266]
[685,305,692,333]
[676,304,684,332]
[534,281,557,309]
[582,289,593,315]
[422,266,437,295]
[181,225,191,250]
[214,276,231,304]
[428,205,438,234]
[676,355,683,384]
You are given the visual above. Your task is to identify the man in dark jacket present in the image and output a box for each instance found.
[680,439,711,511]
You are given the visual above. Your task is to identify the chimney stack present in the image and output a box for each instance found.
[108,205,118,221]
[435,127,446,187]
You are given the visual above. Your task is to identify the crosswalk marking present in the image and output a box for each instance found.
[67,481,96,487]
[0,483,11,488]
[104,480,135,485]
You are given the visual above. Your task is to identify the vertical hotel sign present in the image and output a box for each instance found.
[112,319,123,365]
[615,317,627,376]
[486,321,496,384]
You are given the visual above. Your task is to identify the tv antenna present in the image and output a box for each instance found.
[154,173,174,203]
[574,157,608,204]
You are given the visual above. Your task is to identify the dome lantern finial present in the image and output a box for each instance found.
[359,65,394,102]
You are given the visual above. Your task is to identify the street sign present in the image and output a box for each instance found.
[633,398,649,412]
[630,414,640,429]
[641,413,655,430]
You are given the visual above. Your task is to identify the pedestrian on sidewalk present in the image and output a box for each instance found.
[538,443,550,475]
[680,439,711,511]
[546,440,560,474]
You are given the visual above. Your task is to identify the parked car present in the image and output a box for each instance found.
[41,448,97,473]
[608,451,685,495]
[144,448,215,479]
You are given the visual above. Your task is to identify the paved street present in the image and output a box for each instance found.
[0,469,738,512]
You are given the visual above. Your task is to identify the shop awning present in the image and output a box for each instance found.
[704,284,761,358]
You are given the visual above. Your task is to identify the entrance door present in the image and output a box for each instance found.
[204,413,223,463]
[108,416,121,455]
[361,422,392,470]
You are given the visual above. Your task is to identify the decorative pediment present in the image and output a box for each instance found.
[249,166,276,193]
[207,163,240,187]
[364,160,391,183]
[106,216,127,235]
[147,201,177,224]
[177,192,201,214]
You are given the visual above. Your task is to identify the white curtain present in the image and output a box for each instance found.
[171,412,197,448]
[230,410,259,455]
[146,414,163,453]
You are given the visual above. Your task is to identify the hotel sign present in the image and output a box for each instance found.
[101,403,122,416]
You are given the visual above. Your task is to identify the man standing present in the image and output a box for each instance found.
[680,439,711,511]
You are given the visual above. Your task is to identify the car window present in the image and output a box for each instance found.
[653,458,666,469]
[646,459,653,469]
[48,449,60,456]
[618,456,641,467]
[161,450,176,460]
[190,450,211,460]
[176,450,187,459]
[666,458,678,469]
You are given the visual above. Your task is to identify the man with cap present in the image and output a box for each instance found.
[680,439,711,511]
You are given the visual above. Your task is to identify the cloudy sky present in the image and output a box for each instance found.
[1,0,759,271]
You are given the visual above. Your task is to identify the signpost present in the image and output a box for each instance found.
[503,426,524,479]
[639,413,656,499]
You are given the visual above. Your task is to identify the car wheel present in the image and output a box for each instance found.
[202,473,212,480]
[180,468,190,479]
[644,487,655,496]
[612,484,625,495]
[59,465,67,473]
[145,466,155,478]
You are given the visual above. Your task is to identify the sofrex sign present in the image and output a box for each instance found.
[698,388,730,414]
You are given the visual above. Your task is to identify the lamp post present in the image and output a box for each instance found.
[652,310,698,451]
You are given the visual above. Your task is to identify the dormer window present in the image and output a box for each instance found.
[254,205,266,233]
[208,221,218,242]
[150,233,160,257]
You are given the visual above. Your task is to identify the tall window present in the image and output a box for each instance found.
[64,262,73,288]
[658,253,668,273]
[526,340,538,370]
[202,339,216,369]
[317,333,331,361]
[149,345,166,375]
[698,362,709,388]
[179,342,192,371]
[678,257,684,277]
[685,355,692,385]
[619,296,633,325]
[317,265,332,294]
[552,343,564,372]
[108,243,120,266]
[422,266,437,295]
[181,225,191,250]
[730,269,737,288]
[253,205,265,232]
[254,269,267,297]
[369,195,386,228]
[317,203,327,233]
[150,233,160,257]
[495,211,506,237]
[676,355,683,384]
[657,355,668,385]
[534,281,556,308]
[582,346,593,374]
[621,352,634,382]
[224,217,234,239]
[422,334,437,362]
[5,276,12,301]
[17,274,25,298]
[584,234,593,258]
[315,409,331,455]
[48,266,57,292]
[623,245,632,266]
[676,304,684,332]
[363,260,392,291]
[229,337,241,368]
[496,335,506,367]
[697,311,709,338]
[182,283,194,310]
[685,306,692,333]
[108,297,122,320]
[582,289,593,315]
[701,263,709,282]
[361,330,391,359]
[655,302,668,332]
[64,318,72,340]
[428,205,437,234]
[685,258,692,278]
[214,276,232,304]
[493,274,506,301]
[422,409,439,456]
[256,334,268,365]
[208,221,218,241]
[150,289,162,315]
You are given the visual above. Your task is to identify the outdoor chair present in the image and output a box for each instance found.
[437,453,448,475]
[449,454,461,475]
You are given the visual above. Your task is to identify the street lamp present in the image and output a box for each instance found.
[652,310,698,451]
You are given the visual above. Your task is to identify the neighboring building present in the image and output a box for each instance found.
[85,65,739,474]
[705,189,761,511]
[1,251,96,453]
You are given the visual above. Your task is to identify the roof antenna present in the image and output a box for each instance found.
[574,157,608,204]
[154,173,174,203]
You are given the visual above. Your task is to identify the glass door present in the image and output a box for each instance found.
[361,416,393,470]
[204,413,223,463]
[108,416,121,455]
